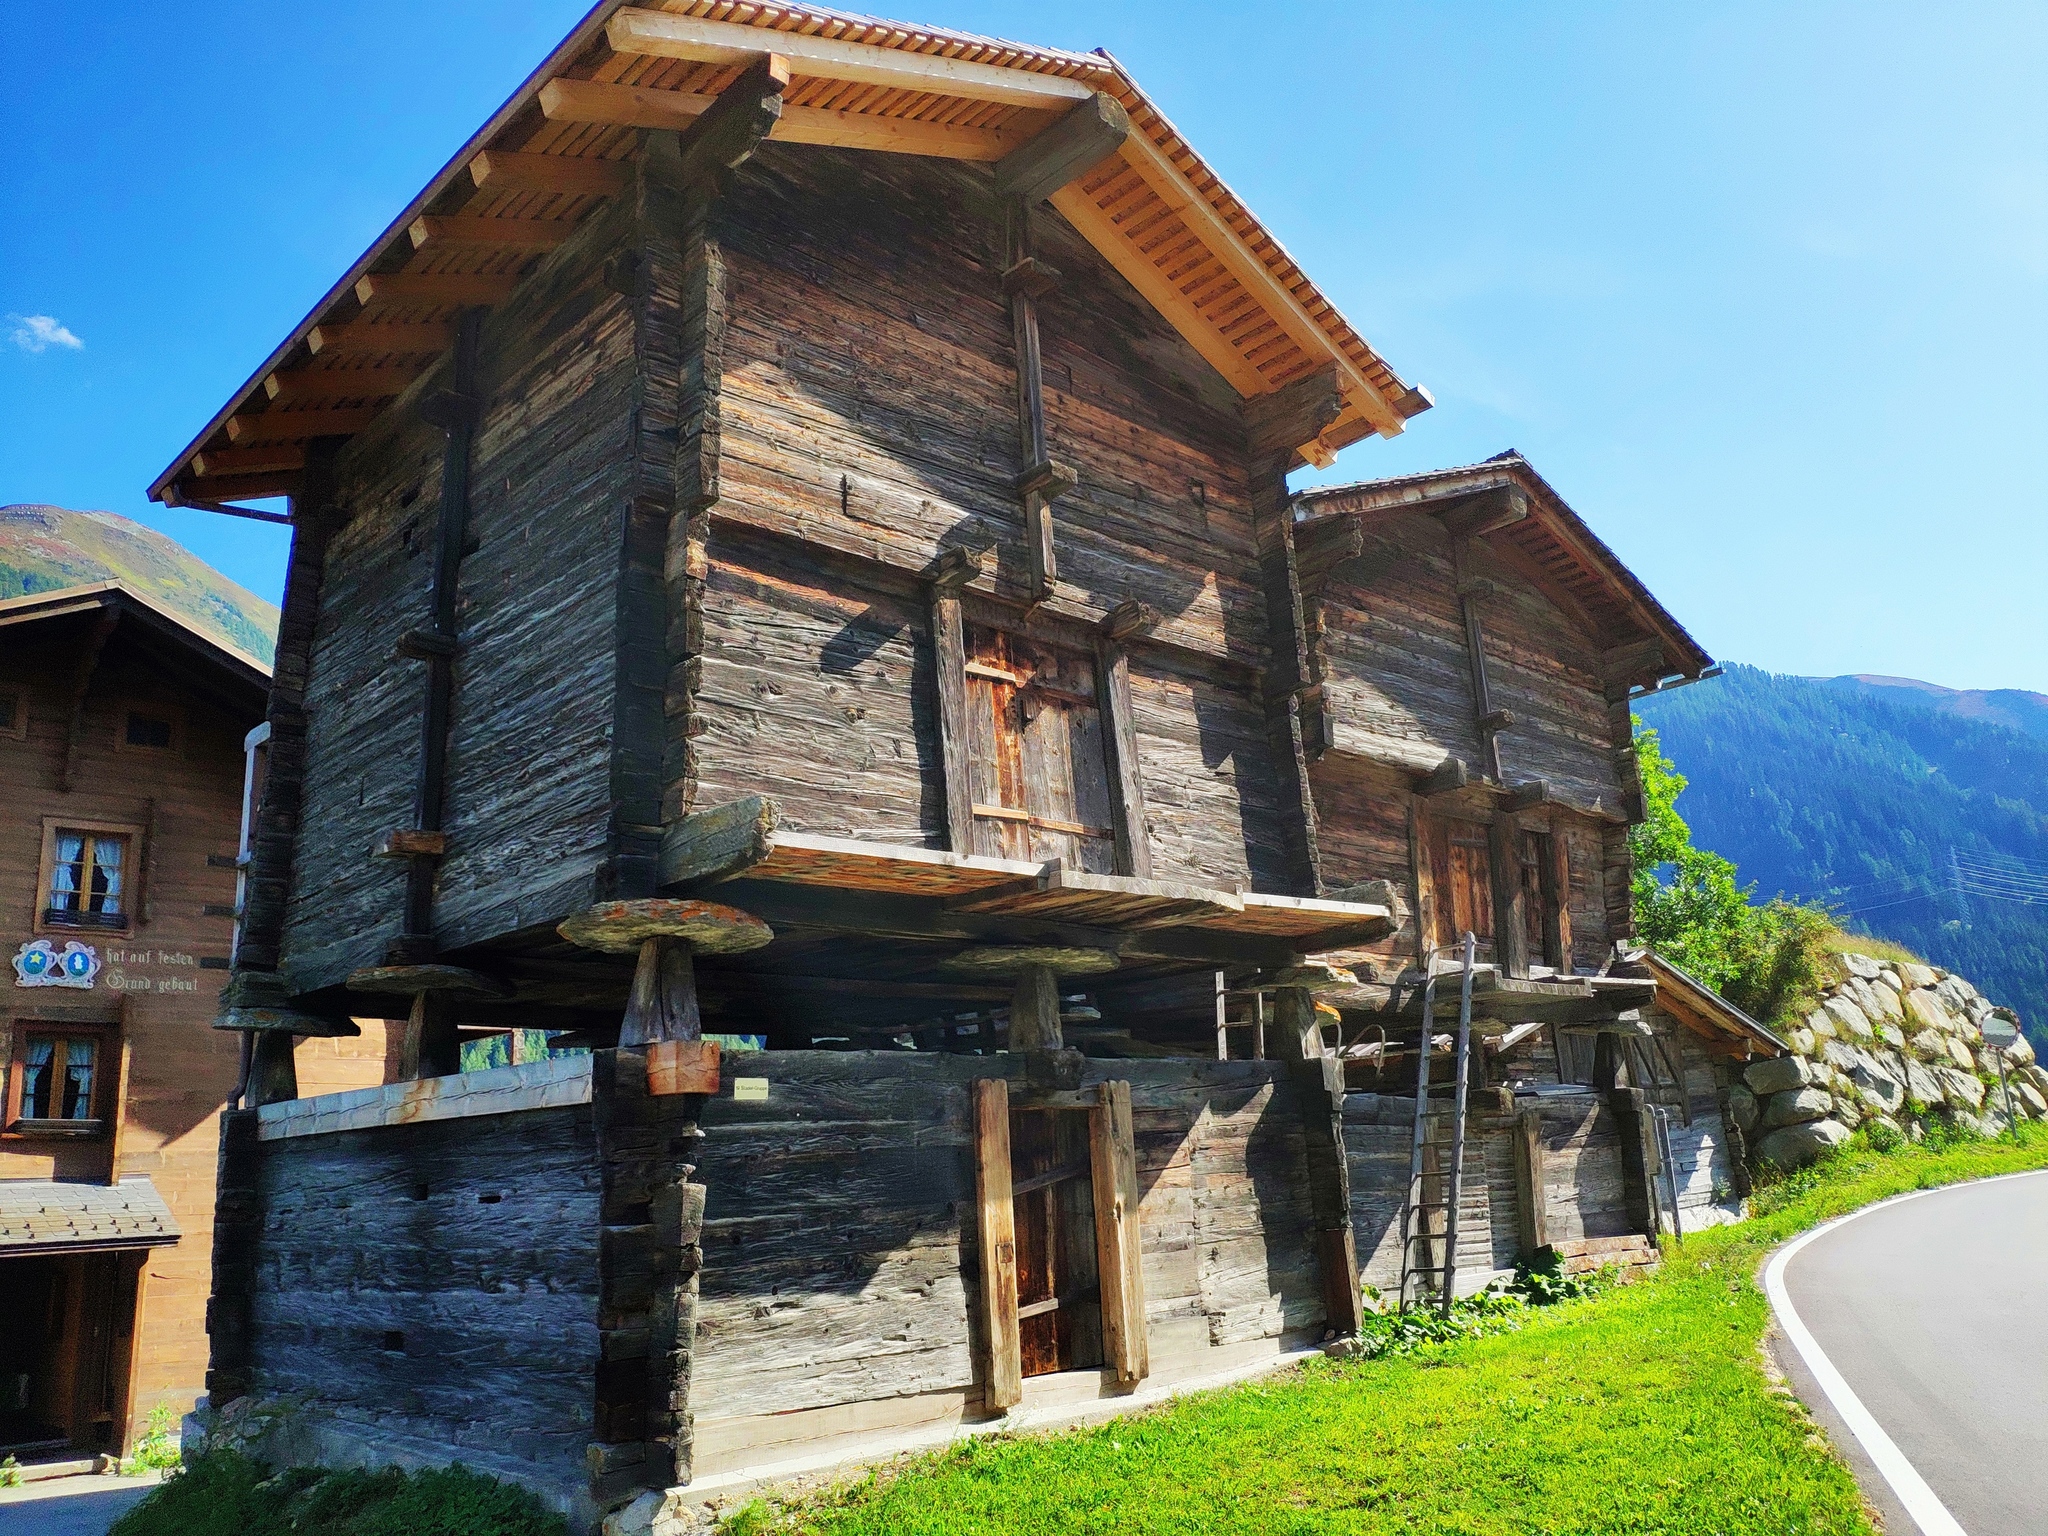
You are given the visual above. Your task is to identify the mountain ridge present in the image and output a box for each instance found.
[0,504,279,664]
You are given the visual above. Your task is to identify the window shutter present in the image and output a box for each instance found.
[971,1077,1023,1409]
[1089,1079,1149,1384]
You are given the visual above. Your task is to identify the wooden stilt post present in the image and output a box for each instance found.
[247,1030,298,1107]
[622,937,703,1048]
[1009,963,1063,1050]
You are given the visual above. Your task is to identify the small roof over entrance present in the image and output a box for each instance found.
[0,1178,182,1256]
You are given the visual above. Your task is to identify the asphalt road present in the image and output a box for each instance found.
[1773,1170,2048,1536]
[0,1476,158,1536]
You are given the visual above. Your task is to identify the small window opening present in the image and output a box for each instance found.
[124,712,174,750]
[410,1181,430,1201]
[380,1331,405,1353]
[477,1192,502,1205]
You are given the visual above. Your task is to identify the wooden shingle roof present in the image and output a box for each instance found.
[0,1177,182,1254]
[150,2,1429,512]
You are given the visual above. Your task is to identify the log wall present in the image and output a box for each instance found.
[281,203,636,989]
[689,146,1293,888]
[238,1102,602,1512]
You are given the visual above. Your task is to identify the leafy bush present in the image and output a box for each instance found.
[1509,1249,1613,1306]
[1350,1289,1527,1359]
[121,1403,182,1474]
[108,1450,567,1536]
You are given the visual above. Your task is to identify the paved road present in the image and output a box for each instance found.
[1774,1170,2048,1536]
[0,1476,158,1536]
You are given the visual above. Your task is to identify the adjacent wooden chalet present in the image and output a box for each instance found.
[146,7,1721,1528]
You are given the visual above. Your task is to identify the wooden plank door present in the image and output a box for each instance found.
[1430,821,1495,956]
[964,627,1116,872]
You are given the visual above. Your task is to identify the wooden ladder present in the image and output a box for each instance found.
[1398,932,1478,1314]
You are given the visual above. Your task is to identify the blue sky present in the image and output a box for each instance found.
[4,2,2044,689]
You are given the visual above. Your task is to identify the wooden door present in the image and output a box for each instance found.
[1518,831,1549,962]
[1431,822,1494,955]
[964,627,1115,872]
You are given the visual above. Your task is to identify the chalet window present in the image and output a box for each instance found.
[6,1027,108,1133]
[114,702,181,756]
[37,820,141,936]
[963,627,1115,873]
[0,687,22,740]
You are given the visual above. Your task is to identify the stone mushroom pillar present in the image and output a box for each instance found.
[347,963,515,1080]
[942,945,1122,1051]
[215,971,363,1108]
[556,899,774,1047]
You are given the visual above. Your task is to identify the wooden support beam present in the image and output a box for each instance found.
[190,445,305,478]
[622,938,702,1047]
[409,214,575,252]
[993,93,1129,205]
[307,320,454,356]
[262,366,418,404]
[248,1029,299,1106]
[1099,599,1158,643]
[658,795,779,889]
[929,584,976,855]
[1512,1107,1548,1256]
[468,149,632,197]
[1415,758,1470,797]
[1089,1079,1149,1383]
[1242,362,1345,464]
[1489,813,1528,979]
[1438,486,1529,540]
[353,272,523,308]
[604,9,1096,109]
[1507,781,1552,812]
[224,408,379,445]
[1095,636,1153,879]
[1010,963,1063,1049]
[539,78,1025,161]
[398,991,461,1081]
[1453,545,1506,783]
[372,829,447,859]
[971,1077,1024,1410]
[671,53,789,189]
[1544,825,1574,970]
[57,608,118,792]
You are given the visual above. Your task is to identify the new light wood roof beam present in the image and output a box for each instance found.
[604,9,1101,109]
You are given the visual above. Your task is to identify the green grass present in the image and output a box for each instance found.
[108,1452,567,1536]
[740,1126,2048,1536]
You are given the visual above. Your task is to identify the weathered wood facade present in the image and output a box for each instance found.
[144,5,1738,1527]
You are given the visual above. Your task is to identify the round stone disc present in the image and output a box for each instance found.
[347,963,513,999]
[942,944,1121,978]
[556,898,774,956]
[212,1006,362,1038]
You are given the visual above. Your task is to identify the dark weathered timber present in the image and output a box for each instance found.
[673,55,788,190]
[1607,1085,1664,1240]
[248,1029,300,1105]
[606,133,692,901]
[203,1109,261,1406]
[657,795,778,889]
[55,608,117,794]
[1437,486,1528,540]
[1005,200,1059,601]
[1453,545,1505,785]
[1241,364,1344,465]
[239,439,344,977]
[992,93,1130,206]
[1488,813,1528,979]
[929,584,976,853]
[393,310,485,959]
[1247,457,1322,894]
[1094,637,1153,879]
[244,1106,601,1507]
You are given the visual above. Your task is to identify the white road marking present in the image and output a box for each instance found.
[1763,1169,2048,1536]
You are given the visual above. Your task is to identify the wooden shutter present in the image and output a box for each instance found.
[1435,824,1494,949]
[971,1077,1023,1409]
[1519,831,1549,960]
[964,627,1116,873]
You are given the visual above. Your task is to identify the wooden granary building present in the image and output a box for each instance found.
[149,4,1745,1525]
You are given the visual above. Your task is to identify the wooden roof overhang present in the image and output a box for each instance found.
[1641,952,1787,1061]
[1309,965,1660,1036]
[0,580,273,720]
[149,1,1429,514]
[1294,452,1715,696]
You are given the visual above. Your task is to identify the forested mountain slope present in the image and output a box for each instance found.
[1637,663,2048,1026]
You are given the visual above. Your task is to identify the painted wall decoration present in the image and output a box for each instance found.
[13,939,101,989]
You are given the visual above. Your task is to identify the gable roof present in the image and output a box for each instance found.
[0,580,273,716]
[1294,452,1714,694]
[1641,952,1786,1060]
[150,2,1430,512]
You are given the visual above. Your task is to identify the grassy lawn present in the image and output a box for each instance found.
[737,1127,2048,1536]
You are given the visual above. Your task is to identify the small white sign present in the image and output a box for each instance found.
[733,1077,770,1103]
[13,939,100,990]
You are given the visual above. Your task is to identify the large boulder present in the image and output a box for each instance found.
[1905,1058,1945,1107]
[1937,975,1979,1011]
[1823,996,1875,1042]
[1756,1118,1852,1170]
[1932,1067,1986,1111]
[2016,1080,2048,1118]
[1762,1086,1834,1129]
[1746,1055,1815,1096]
[1807,1007,1838,1041]
[1945,1037,1978,1073]
[1909,1028,1950,1062]
[1727,1084,1760,1134]
[1899,962,1939,990]
[1787,1025,1818,1055]
[1832,1095,1865,1129]
[1848,976,1903,1023]
[1906,989,1961,1035]
[2008,1032,2037,1068]
[1840,952,1883,980]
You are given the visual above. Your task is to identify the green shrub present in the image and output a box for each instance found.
[1350,1288,1526,1358]
[109,1450,567,1536]
[1509,1248,1614,1305]
[121,1403,182,1474]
